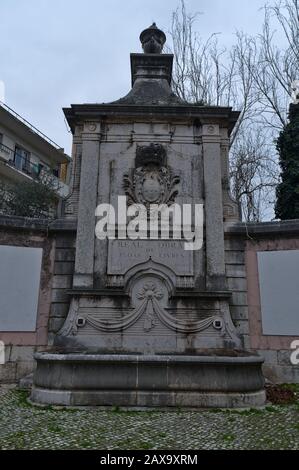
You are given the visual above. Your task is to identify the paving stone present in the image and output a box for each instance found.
[0,387,298,450]
[0,365,16,383]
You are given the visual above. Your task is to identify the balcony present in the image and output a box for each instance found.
[0,142,14,162]
[0,142,69,197]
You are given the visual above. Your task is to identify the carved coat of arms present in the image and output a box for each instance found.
[123,144,180,209]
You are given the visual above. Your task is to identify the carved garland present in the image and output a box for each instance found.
[76,283,223,335]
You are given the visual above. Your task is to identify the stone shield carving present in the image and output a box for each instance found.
[123,144,180,209]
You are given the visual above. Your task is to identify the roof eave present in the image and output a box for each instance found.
[64,103,241,135]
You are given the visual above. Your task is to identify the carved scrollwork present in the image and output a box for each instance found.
[57,298,80,337]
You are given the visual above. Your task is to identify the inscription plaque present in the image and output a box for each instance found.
[107,239,194,276]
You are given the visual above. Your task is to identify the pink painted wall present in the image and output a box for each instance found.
[246,237,299,350]
[0,233,55,347]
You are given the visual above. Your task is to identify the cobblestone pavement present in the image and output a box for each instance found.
[0,387,298,450]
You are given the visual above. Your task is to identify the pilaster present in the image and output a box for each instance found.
[73,122,101,288]
[201,124,226,290]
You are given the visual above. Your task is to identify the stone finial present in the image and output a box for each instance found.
[140,23,166,54]
[291,80,299,104]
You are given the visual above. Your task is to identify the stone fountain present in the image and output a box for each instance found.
[31,24,265,408]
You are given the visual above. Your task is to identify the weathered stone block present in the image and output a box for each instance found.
[54,262,75,275]
[277,350,294,366]
[55,236,76,249]
[231,292,248,306]
[16,361,36,381]
[4,345,11,363]
[16,360,36,381]
[230,306,249,321]
[52,275,73,289]
[50,303,69,318]
[226,265,246,278]
[55,249,75,262]
[242,335,251,350]
[235,320,250,336]
[227,277,247,292]
[224,238,245,251]
[257,350,278,364]
[225,251,245,265]
[263,364,299,384]
[10,346,35,363]
[51,289,70,303]
[48,318,65,333]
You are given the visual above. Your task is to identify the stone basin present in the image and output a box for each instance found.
[30,352,266,408]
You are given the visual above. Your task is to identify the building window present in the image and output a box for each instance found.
[0,133,3,145]
[52,168,59,178]
[14,145,30,172]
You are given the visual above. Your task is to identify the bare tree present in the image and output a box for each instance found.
[169,0,298,221]
[232,1,299,220]
[230,127,280,221]
[247,0,299,131]
[169,1,259,145]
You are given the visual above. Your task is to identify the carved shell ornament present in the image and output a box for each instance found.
[123,144,180,209]
[137,282,164,301]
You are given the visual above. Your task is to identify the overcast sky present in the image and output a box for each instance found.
[1,0,268,154]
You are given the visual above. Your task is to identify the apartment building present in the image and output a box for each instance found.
[0,102,70,198]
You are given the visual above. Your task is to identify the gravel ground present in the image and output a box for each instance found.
[0,386,298,450]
